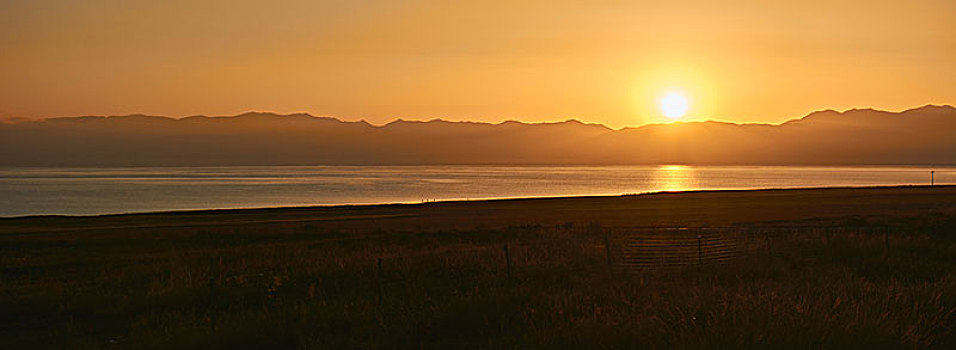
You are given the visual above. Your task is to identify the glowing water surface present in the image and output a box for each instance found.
[0,165,952,217]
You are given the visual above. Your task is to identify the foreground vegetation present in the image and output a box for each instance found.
[1,186,955,348]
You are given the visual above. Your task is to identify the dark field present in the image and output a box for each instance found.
[2,186,955,348]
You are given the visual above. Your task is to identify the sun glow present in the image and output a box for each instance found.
[653,165,699,192]
[660,92,689,120]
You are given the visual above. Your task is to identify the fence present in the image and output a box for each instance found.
[607,228,762,271]
[603,226,897,273]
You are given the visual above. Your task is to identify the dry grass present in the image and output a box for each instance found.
[1,187,955,348]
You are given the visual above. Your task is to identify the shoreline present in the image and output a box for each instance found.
[3,185,954,234]
[1,165,951,218]
[3,184,953,218]
[0,184,949,220]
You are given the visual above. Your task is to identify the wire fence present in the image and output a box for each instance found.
[602,225,897,272]
[608,228,762,271]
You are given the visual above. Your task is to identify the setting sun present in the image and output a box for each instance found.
[660,92,689,120]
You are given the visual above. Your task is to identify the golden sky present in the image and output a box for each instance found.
[1,0,954,128]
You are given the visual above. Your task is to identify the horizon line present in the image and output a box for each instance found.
[3,103,953,131]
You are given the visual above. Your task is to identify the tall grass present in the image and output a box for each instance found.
[1,214,955,348]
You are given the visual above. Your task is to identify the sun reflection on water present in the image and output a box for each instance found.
[653,165,699,192]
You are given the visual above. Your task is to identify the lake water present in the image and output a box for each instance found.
[0,165,952,217]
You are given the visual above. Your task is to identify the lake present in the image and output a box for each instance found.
[0,165,952,217]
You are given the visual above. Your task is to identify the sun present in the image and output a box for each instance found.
[660,92,689,120]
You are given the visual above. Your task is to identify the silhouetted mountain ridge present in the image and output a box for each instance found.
[1,105,953,166]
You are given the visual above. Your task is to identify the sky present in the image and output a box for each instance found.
[1,0,954,128]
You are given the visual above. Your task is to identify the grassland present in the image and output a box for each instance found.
[1,186,955,348]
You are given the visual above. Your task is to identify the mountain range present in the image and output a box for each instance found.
[1,105,954,166]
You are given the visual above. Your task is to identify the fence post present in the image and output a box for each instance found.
[824,228,832,257]
[882,229,889,258]
[375,258,384,304]
[208,277,217,334]
[603,229,614,279]
[503,244,512,280]
[765,231,773,255]
[696,235,703,266]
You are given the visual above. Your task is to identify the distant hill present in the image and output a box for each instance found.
[1,105,954,166]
